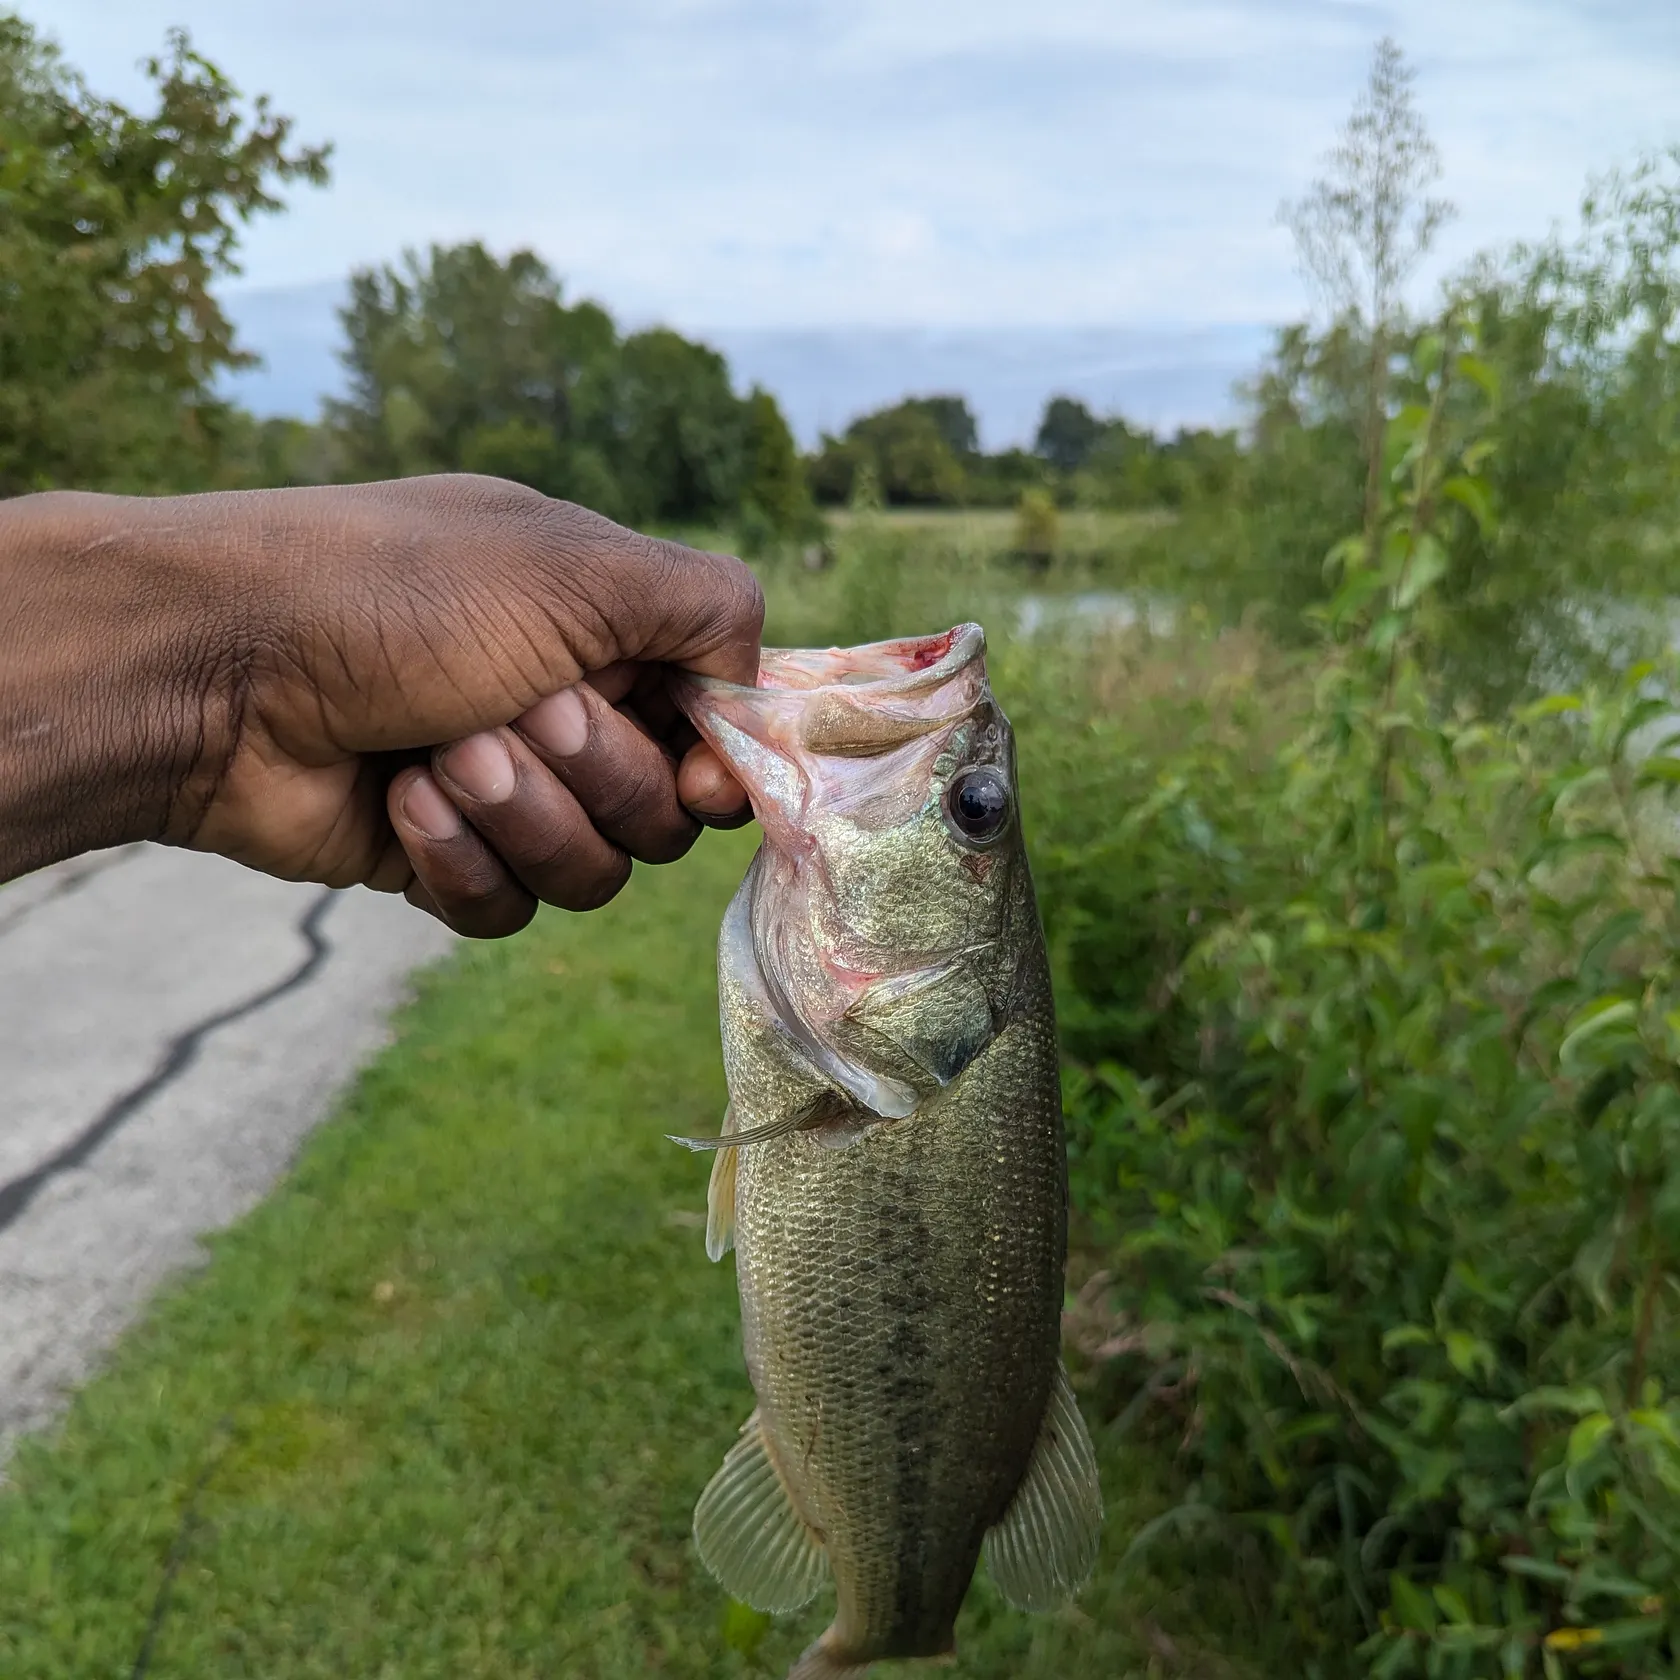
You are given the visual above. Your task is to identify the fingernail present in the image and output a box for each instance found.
[401,773,462,841]
[520,687,590,758]
[440,732,516,803]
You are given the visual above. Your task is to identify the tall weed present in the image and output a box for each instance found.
[1034,322,1680,1676]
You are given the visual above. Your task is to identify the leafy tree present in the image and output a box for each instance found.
[1076,416,1166,510]
[805,433,872,506]
[740,385,815,543]
[806,399,966,506]
[328,243,795,530]
[214,414,343,489]
[854,405,965,504]
[1034,395,1105,473]
[329,242,619,507]
[901,394,978,459]
[961,446,1051,508]
[608,328,747,524]
[0,14,328,495]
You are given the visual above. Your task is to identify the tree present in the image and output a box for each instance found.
[329,242,619,508]
[805,433,871,506]
[902,394,978,459]
[806,398,967,506]
[1279,36,1453,554]
[740,385,815,540]
[328,245,785,528]
[608,328,748,524]
[1034,396,1105,473]
[0,15,329,495]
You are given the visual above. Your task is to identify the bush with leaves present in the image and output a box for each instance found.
[1031,322,1680,1677]
[0,15,328,495]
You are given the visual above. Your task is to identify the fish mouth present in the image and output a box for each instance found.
[671,624,991,780]
[745,624,986,695]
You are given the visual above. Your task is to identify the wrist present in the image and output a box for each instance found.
[0,492,237,883]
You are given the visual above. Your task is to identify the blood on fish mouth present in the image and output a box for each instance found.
[903,628,958,671]
[746,625,984,694]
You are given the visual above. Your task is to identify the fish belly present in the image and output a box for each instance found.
[731,995,1065,1662]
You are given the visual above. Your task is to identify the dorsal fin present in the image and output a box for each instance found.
[983,1363,1102,1612]
[693,1412,828,1613]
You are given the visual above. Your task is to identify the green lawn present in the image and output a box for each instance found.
[0,828,1256,1679]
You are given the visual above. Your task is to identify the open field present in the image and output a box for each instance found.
[0,823,1259,1680]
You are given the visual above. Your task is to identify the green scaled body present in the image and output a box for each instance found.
[674,626,1101,1680]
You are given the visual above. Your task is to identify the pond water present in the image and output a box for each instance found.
[1015,590,1176,637]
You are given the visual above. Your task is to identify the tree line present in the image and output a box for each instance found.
[0,9,1242,540]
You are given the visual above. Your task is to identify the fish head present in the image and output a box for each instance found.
[675,624,1033,1121]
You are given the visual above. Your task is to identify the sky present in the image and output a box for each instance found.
[41,0,1680,329]
[35,0,1680,438]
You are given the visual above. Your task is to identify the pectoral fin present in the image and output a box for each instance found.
[667,1110,814,1152]
[693,1411,827,1614]
[983,1363,1102,1612]
[705,1145,736,1262]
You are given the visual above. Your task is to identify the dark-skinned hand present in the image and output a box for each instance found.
[0,474,759,936]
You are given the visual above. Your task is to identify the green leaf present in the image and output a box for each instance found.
[1580,909,1647,979]
[1444,1331,1497,1383]
[1372,1635,1419,1679]
[1382,1325,1434,1356]
[1634,755,1680,786]
[1573,1226,1619,1315]
[1390,1572,1439,1632]
[1394,535,1448,609]
[1591,1617,1667,1647]
[1573,1568,1663,1602]
[1565,1412,1614,1466]
[1433,1584,1473,1625]
[1501,1556,1573,1584]
[1440,474,1496,537]
[1519,693,1584,721]
[1456,353,1501,402]
[1501,1386,1606,1419]
[1558,1000,1638,1069]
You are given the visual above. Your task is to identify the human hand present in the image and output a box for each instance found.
[0,475,758,935]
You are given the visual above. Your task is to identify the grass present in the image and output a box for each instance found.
[0,823,1263,1679]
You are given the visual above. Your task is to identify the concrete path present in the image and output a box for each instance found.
[0,845,455,1462]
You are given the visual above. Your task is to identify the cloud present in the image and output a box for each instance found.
[39,0,1680,330]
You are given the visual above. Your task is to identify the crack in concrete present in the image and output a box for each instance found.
[0,887,339,1237]
[0,845,147,943]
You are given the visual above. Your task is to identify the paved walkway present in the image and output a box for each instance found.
[0,845,454,1462]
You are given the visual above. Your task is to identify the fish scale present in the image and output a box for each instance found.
[675,625,1101,1679]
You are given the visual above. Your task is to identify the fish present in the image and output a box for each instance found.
[670,624,1101,1680]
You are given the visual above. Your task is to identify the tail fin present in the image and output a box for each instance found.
[785,1631,873,1679]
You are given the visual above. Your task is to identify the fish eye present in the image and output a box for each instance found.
[945,765,1011,846]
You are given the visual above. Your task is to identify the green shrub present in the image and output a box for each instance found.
[1030,322,1680,1677]
[1013,486,1061,571]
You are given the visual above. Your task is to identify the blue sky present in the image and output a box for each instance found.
[40,0,1680,331]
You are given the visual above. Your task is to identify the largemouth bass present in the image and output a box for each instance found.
[672,625,1100,1680]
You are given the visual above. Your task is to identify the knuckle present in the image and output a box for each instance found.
[590,752,697,862]
[591,752,665,830]
[724,554,766,639]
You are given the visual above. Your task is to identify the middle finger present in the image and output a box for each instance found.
[514,683,700,864]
